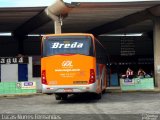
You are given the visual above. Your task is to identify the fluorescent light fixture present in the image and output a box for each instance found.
[40,34,48,36]
[100,33,143,36]
[27,34,41,37]
[27,34,48,36]
[0,32,12,36]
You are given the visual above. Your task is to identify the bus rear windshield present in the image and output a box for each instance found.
[42,36,94,57]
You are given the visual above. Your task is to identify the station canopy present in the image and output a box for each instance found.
[0,0,160,36]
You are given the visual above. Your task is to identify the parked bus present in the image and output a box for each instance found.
[41,33,110,100]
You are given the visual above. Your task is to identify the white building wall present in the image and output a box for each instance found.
[1,64,18,82]
[0,57,42,92]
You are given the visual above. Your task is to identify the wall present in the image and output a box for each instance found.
[0,57,42,93]
[98,36,153,56]
[1,64,18,82]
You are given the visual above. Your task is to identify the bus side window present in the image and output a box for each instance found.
[96,42,101,63]
[95,40,105,64]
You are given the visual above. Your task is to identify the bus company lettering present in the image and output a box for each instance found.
[54,60,81,73]
[51,42,83,48]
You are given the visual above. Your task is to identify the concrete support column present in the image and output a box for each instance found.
[153,17,160,89]
[54,20,62,34]
[45,8,62,34]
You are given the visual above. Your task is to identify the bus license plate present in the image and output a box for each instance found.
[64,88,73,92]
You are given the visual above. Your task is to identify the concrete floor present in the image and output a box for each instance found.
[0,92,160,120]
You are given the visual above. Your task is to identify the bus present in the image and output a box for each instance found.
[41,33,110,100]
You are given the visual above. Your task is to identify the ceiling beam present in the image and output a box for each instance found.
[88,5,160,36]
[13,0,71,37]
[13,10,50,37]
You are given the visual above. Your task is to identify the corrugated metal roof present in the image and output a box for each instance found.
[0,1,160,35]
[0,7,45,32]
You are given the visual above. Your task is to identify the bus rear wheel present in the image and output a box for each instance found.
[61,94,68,100]
[95,92,102,99]
[55,94,68,100]
[55,94,61,100]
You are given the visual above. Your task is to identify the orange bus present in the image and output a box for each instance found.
[41,33,110,100]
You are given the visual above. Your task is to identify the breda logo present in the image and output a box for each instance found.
[51,42,83,49]
[62,60,73,67]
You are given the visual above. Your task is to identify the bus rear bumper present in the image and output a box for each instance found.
[42,84,97,94]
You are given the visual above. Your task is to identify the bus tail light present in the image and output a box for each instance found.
[89,69,95,84]
[41,70,47,85]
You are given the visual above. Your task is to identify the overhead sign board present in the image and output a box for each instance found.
[0,57,28,64]
[121,39,135,56]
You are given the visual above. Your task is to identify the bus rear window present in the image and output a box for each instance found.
[42,36,93,57]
